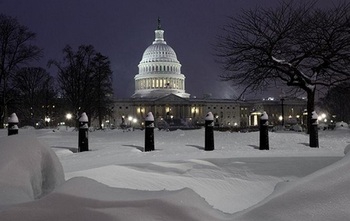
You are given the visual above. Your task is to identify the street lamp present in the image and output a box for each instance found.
[65,113,72,128]
[128,116,133,127]
[66,113,72,120]
[45,116,51,128]
[280,97,285,127]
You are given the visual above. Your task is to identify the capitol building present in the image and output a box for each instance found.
[110,21,306,129]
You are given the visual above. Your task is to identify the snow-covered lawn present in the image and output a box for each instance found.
[0,127,349,220]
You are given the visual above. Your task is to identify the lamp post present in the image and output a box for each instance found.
[45,116,51,128]
[66,113,72,129]
[128,116,133,127]
[280,97,285,127]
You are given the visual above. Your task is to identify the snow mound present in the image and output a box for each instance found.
[0,135,65,208]
[344,144,350,155]
[336,121,349,128]
[0,177,230,221]
[232,153,350,221]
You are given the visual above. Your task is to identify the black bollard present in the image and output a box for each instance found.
[309,111,319,148]
[259,111,269,150]
[8,113,19,136]
[78,112,89,152]
[144,112,155,152]
[205,112,214,151]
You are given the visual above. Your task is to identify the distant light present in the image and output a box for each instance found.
[132,118,137,123]
[128,116,133,121]
[278,116,283,121]
[66,113,72,120]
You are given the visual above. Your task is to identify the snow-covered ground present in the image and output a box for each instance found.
[0,126,349,220]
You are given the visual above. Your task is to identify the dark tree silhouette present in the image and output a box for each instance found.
[91,53,114,129]
[49,45,113,128]
[320,82,350,123]
[14,67,56,126]
[0,14,42,127]
[216,1,350,134]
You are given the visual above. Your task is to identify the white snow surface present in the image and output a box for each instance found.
[0,134,64,209]
[145,112,154,121]
[8,113,18,123]
[261,111,268,120]
[0,127,350,220]
[79,112,88,122]
[205,111,214,121]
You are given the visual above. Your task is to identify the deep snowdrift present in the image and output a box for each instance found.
[0,135,64,209]
[232,152,350,221]
[0,128,350,220]
[0,177,231,221]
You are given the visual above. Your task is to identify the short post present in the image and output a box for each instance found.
[144,112,155,152]
[205,112,214,151]
[309,111,319,148]
[78,112,89,152]
[259,111,269,150]
[8,113,19,136]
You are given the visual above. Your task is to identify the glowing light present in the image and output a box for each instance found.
[66,113,72,120]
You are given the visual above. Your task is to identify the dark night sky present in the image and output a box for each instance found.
[0,0,339,99]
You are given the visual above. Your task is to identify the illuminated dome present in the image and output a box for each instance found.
[132,20,190,98]
[141,37,178,63]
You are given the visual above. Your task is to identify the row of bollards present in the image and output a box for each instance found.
[5,110,320,151]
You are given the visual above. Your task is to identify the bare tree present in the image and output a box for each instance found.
[49,45,113,128]
[320,82,350,123]
[91,53,114,129]
[14,67,56,126]
[0,14,42,127]
[215,1,350,133]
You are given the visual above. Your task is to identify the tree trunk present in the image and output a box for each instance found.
[306,89,316,135]
[1,98,7,129]
[98,114,103,130]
